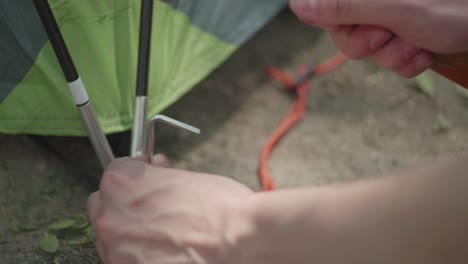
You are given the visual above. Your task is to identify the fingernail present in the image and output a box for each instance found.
[153,154,170,167]
[370,31,392,50]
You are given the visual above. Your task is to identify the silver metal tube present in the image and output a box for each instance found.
[33,0,114,169]
[78,102,115,167]
[131,96,148,157]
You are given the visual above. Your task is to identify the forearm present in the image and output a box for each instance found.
[237,151,468,264]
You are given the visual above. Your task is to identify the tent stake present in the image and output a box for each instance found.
[131,0,201,160]
[145,115,200,163]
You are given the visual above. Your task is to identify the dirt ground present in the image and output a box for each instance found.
[1,9,468,264]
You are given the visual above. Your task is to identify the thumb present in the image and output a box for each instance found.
[289,0,394,27]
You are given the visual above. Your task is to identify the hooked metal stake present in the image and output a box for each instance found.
[145,115,200,163]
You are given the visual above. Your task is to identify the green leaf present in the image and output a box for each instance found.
[83,225,96,239]
[9,219,37,233]
[48,219,77,231]
[73,219,90,230]
[413,72,434,97]
[67,235,92,246]
[39,233,59,254]
[433,113,451,132]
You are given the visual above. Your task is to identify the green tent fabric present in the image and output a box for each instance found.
[0,0,286,136]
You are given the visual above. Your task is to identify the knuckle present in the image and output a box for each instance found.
[100,170,116,185]
[99,170,118,192]
[100,169,129,192]
[100,158,147,191]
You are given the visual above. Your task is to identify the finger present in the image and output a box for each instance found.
[103,156,144,173]
[289,0,397,27]
[87,191,102,225]
[151,154,170,168]
[99,157,147,202]
[330,25,392,59]
[133,155,149,162]
[398,50,433,78]
[371,37,421,71]
[293,11,339,31]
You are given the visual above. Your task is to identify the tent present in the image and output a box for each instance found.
[0,0,287,136]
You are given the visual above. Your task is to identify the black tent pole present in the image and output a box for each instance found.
[130,0,154,157]
[33,0,114,168]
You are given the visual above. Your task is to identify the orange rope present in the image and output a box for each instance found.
[259,52,348,191]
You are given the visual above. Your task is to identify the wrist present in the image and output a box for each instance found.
[228,187,360,264]
[222,193,262,264]
[226,190,327,264]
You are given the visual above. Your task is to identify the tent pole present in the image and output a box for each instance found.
[131,0,154,157]
[33,0,115,168]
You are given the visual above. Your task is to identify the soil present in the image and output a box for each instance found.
[1,8,467,264]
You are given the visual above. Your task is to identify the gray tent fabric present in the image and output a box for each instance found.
[169,0,287,45]
[0,0,287,104]
[0,0,48,103]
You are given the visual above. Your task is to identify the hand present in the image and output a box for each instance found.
[289,0,468,77]
[87,155,255,264]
